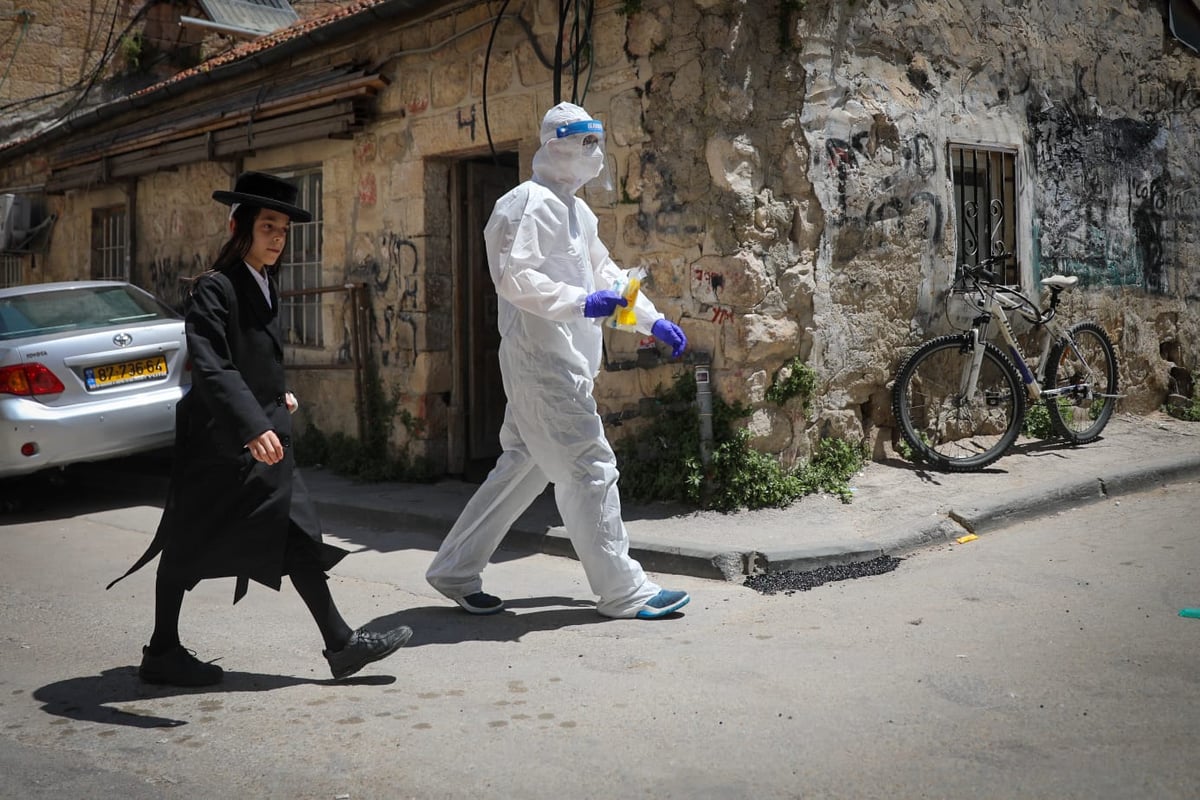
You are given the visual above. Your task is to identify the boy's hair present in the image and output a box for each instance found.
[212,204,263,272]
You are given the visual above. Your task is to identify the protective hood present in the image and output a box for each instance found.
[531,102,608,194]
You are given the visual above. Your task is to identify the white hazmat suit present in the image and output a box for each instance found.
[426,103,688,619]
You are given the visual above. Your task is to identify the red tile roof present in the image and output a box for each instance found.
[1,0,409,158]
[133,0,394,99]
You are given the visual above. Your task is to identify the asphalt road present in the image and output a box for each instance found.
[1,467,1197,799]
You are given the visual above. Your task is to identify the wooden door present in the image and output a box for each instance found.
[463,159,517,479]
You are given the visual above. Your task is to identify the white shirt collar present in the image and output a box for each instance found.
[245,262,272,308]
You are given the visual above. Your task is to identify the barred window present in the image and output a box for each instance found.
[274,169,323,347]
[90,205,129,280]
[0,252,22,287]
[949,144,1019,285]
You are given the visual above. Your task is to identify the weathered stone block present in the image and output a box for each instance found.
[471,47,513,97]
[747,407,793,453]
[431,60,470,109]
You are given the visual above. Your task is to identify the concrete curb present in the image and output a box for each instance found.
[947,453,1200,535]
[314,452,1200,584]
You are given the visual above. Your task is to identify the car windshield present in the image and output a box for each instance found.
[0,285,177,341]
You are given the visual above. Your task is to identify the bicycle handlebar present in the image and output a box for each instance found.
[959,253,1051,325]
[960,253,1013,286]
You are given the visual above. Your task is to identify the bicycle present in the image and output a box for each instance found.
[891,253,1120,472]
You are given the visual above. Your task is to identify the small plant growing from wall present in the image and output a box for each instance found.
[765,355,817,411]
[294,358,434,482]
[118,32,158,74]
[1164,364,1200,422]
[1021,400,1055,439]
[615,370,863,511]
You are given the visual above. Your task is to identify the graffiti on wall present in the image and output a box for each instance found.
[1028,103,1194,295]
[148,253,207,312]
[822,131,943,249]
[1091,74,1200,123]
[632,152,705,243]
[690,266,734,325]
[349,231,421,367]
[458,105,477,142]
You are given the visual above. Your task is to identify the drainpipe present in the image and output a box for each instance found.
[695,360,713,466]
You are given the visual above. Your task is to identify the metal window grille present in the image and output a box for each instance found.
[276,170,323,347]
[90,206,129,280]
[0,253,22,287]
[949,144,1018,285]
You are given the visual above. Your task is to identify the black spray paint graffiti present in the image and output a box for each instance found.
[458,105,477,142]
[148,254,208,312]
[349,232,420,366]
[1028,102,1187,294]
[1132,176,1167,294]
[690,267,734,325]
[823,132,943,248]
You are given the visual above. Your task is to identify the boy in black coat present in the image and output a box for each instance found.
[109,172,411,685]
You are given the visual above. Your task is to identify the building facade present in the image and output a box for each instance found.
[2,0,1198,477]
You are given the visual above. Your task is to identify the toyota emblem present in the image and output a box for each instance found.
[112,332,133,347]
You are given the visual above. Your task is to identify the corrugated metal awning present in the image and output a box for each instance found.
[194,0,300,37]
[44,65,388,193]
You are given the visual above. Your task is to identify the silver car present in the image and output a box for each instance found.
[0,281,189,479]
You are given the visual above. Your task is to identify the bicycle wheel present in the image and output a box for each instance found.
[1044,321,1118,444]
[892,334,1027,471]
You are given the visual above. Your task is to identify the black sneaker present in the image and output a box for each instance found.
[323,625,413,680]
[139,645,224,687]
[454,592,505,615]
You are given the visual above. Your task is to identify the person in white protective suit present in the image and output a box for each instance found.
[425,102,692,620]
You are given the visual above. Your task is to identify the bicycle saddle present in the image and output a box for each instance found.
[1040,275,1079,289]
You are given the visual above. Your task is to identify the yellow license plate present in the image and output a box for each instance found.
[85,355,168,389]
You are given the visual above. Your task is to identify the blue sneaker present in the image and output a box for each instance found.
[635,589,690,619]
[455,591,505,615]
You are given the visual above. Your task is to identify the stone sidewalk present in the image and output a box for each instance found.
[305,411,1200,581]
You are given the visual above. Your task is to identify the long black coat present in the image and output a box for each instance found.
[110,264,347,600]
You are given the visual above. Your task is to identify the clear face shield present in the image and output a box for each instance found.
[552,119,613,192]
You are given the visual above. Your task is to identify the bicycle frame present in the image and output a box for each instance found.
[960,274,1100,405]
[892,257,1120,471]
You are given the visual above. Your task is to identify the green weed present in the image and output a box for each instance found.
[615,371,862,511]
[294,358,434,482]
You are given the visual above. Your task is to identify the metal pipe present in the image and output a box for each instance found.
[178,15,264,40]
[695,362,713,466]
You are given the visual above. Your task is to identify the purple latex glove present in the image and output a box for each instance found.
[583,289,628,318]
[652,318,687,358]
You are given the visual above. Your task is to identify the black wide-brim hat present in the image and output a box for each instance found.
[212,171,312,223]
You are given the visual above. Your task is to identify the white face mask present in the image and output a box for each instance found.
[567,144,606,183]
[535,133,609,191]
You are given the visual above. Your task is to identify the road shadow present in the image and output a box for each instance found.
[362,595,673,647]
[874,455,1010,480]
[32,666,396,729]
[1007,437,1089,458]
[326,524,557,568]
[0,453,170,521]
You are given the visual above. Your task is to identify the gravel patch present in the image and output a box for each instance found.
[744,555,903,595]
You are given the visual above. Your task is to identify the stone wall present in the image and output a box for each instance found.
[5,0,1198,474]
[0,0,140,106]
[790,0,1200,450]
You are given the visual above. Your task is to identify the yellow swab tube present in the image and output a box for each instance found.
[614,277,640,327]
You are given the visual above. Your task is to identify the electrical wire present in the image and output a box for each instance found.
[481,0,595,158]
[0,10,32,98]
[553,0,568,104]
[60,0,144,120]
[80,0,119,85]
[481,0,513,162]
[579,0,596,104]
[567,0,596,105]
[1,2,155,129]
